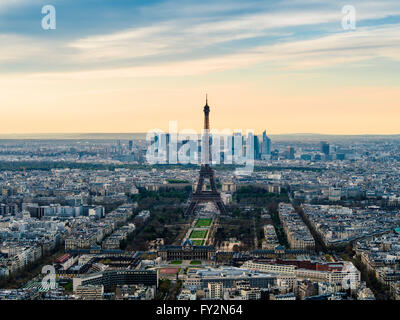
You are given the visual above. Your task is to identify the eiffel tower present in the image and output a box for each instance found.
[184,97,227,216]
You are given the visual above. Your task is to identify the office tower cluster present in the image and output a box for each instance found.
[150,130,272,164]
[320,141,330,160]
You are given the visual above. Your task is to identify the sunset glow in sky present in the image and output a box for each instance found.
[1,0,400,134]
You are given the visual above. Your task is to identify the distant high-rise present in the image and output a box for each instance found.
[128,140,133,151]
[320,141,330,156]
[116,140,122,154]
[262,131,271,155]
[153,132,170,163]
[234,132,243,157]
[246,132,260,160]
[254,135,261,160]
[227,132,244,164]
[285,146,295,160]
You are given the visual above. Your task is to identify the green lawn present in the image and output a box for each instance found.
[171,260,182,265]
[191,240,204,246]
[60,281,73,293]
[195,218,212,228]
[190,261,202,265]
[189,230,208,239]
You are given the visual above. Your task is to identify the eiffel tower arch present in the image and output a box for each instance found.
[184,97,227,216]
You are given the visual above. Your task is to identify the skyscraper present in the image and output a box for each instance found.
[152,132,170,163]
[262,131,271,155]
[225,132,246,164]
[320,141,330,156]
[246,132,254,161]
[254,135,261,160]
[286,146,295,160]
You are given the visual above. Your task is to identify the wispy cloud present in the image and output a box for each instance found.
[256,24,400,69]
[0,34,50,63]
[1,0,400,74]
[68,25,174,61]
[10,21,398,81]
[0,0,31,12]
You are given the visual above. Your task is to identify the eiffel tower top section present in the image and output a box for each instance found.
[204,95,210,131]
[202,95,212,166]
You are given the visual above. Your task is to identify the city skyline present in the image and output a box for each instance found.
[1,0,400,134]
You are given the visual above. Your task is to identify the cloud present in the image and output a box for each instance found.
[1,0,400,74]
[0,34,50,63]
[0,0,31,12]
[68,24,174,61]
[61,0,400,65]
[68,22,268,63]
[255,24,400,69]
[13,23,397,81]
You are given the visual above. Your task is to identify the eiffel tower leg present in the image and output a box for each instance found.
[215,200,227,215]
[185,201,198,216]
[196,176,205,193]
[209,172,218,193]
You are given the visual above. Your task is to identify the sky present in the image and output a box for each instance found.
[0,0,399,135]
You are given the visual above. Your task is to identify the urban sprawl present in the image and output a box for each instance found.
[0,133,400,300]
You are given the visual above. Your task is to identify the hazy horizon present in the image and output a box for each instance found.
[0,132,399,141]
